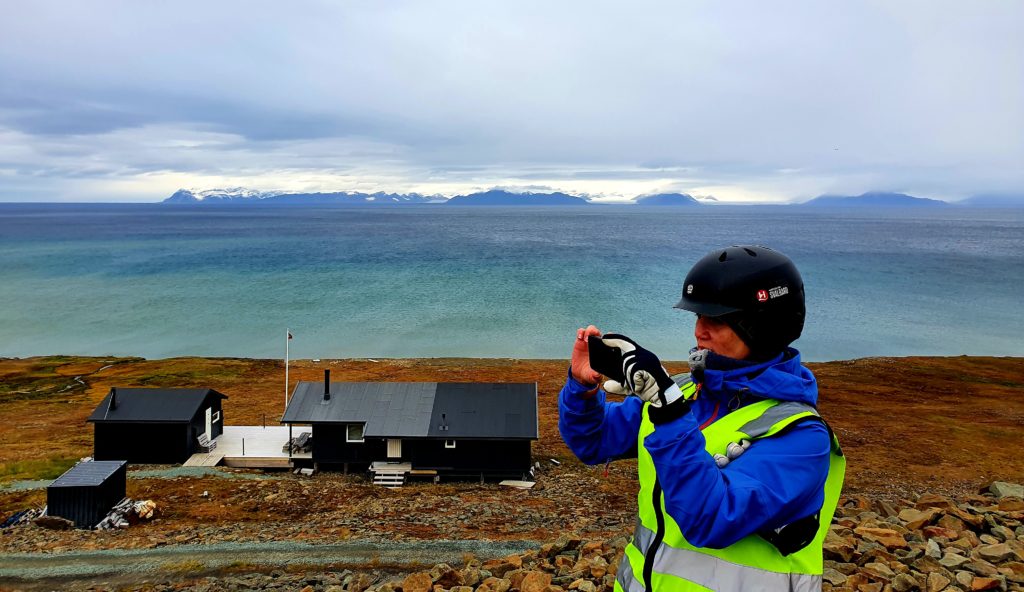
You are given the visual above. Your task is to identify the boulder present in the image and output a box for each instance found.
[939,553,971,570]
[976,543,1016,564]
[349,573,374,592]
[33,516,74,530]
[892,573,922,591]
[822,567,847,586]
[862,562,896,580]
[997,497,1024,512]
[968,576,1003,590]
[403,572,433,592]
[900,508,943,530]
[567,580,597,592]
[460,567,481,587]
[431,564,463,588]
[478,577,511,592]
[520,571,553,592]
[855,527,910,549]
[988,482,1024,500]
[824,536,856,562]
[917,495,958,511]
[926,571,951,592]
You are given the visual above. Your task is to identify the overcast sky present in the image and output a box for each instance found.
[1,1,1021,203]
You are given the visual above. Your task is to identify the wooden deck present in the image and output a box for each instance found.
[183,426,311,469]
[183,451,225,467]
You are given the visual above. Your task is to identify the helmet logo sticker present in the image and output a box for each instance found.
[686,284,694,295]
[756,289,769,302]
[769,286,790,299]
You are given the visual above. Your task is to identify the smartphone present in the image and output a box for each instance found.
[587,335,626,382]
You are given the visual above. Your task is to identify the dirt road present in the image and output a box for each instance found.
[0,538,540,589]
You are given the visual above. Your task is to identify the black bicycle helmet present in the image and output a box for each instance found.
[674,245,805,357]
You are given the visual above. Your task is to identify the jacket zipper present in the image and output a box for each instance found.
[643,479,666,592]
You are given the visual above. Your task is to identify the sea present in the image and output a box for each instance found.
[1,204,1021,362]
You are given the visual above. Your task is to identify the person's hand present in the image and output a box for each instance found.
[570,325,602,386]
[597,334,685,408]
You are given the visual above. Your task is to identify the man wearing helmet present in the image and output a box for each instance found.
[559,245,845,592]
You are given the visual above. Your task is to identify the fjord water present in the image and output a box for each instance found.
[1,204,1021,362]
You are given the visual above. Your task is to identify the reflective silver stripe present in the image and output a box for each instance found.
[633,516,654,553]
[616,548,645,592]
[738,401,819,439]
[630,522,822,592]
[671,373,693,387]
[669,374,698,399]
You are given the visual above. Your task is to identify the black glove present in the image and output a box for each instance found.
[597,334,685,408]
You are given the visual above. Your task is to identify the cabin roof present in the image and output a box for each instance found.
[87,388,227,423]
[50,460,126,488]
[281,382,538,439]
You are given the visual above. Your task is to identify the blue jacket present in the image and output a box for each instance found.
[558,348,831,549]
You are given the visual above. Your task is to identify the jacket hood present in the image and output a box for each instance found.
[697,347,818,406]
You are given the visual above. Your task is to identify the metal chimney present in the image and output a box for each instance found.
[323,369,331,401]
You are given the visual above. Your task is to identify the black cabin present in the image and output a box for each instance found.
[86,388,227,464]
[47,460,127,528]
[281,371,537,479]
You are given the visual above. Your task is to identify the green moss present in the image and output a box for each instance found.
[0,455,80,482]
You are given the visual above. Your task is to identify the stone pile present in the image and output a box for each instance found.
[823,482,1024,591]
[386,534,626,592]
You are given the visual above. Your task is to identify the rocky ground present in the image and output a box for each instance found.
[1,355,1022,590]
[8,484,1022,591]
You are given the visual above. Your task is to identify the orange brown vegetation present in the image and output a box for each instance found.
[0,355,1021,550]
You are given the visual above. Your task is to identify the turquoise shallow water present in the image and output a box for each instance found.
[0,204,1021,362]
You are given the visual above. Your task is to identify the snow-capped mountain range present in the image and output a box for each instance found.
[164,188,438,204]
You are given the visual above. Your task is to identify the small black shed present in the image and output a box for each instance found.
[281,372,538,479]
[47,460,127,529]
[87,388,227,464]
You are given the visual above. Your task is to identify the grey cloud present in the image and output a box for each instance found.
[0,1,1021,201]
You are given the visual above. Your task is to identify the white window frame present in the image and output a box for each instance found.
[211,410,221,423]
[445,439,456,449]
[346,423,365,443]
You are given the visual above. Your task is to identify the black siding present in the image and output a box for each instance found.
[94,423,191,464]
[47,464,127,528]
[311,424,387,465]
[187,394,225,443]
[409,439,532,476]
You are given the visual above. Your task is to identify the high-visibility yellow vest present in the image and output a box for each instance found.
[615,378,846,592]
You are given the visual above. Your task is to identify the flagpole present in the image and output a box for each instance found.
[285,327,290,411]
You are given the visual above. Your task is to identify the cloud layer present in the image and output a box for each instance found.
[1,1,1021,202]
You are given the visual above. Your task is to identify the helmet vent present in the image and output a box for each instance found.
[743,247,758,257]
[719,251,729,262]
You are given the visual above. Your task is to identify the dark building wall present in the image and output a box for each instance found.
[306,423,532,476]
[47,464,127,528]
[187,395,225,443]
[94,423,190,464]
[311,424,387,464]
[409,439,532,474]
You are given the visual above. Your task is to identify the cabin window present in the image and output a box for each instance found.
[346,424,365,443]
[445,439,456,449]
[211,411,221,423]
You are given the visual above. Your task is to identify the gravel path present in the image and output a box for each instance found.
[0,538,541,581]
[1,466,283,492]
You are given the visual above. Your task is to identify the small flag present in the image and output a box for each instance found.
[288,331,293,340]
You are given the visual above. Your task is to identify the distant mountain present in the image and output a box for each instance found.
[164,188,278,203]
[800,191,948,207]
[955,194,1024,207]
[444,190,589,206]
[634,193,701,206]
[163,188,436,205]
